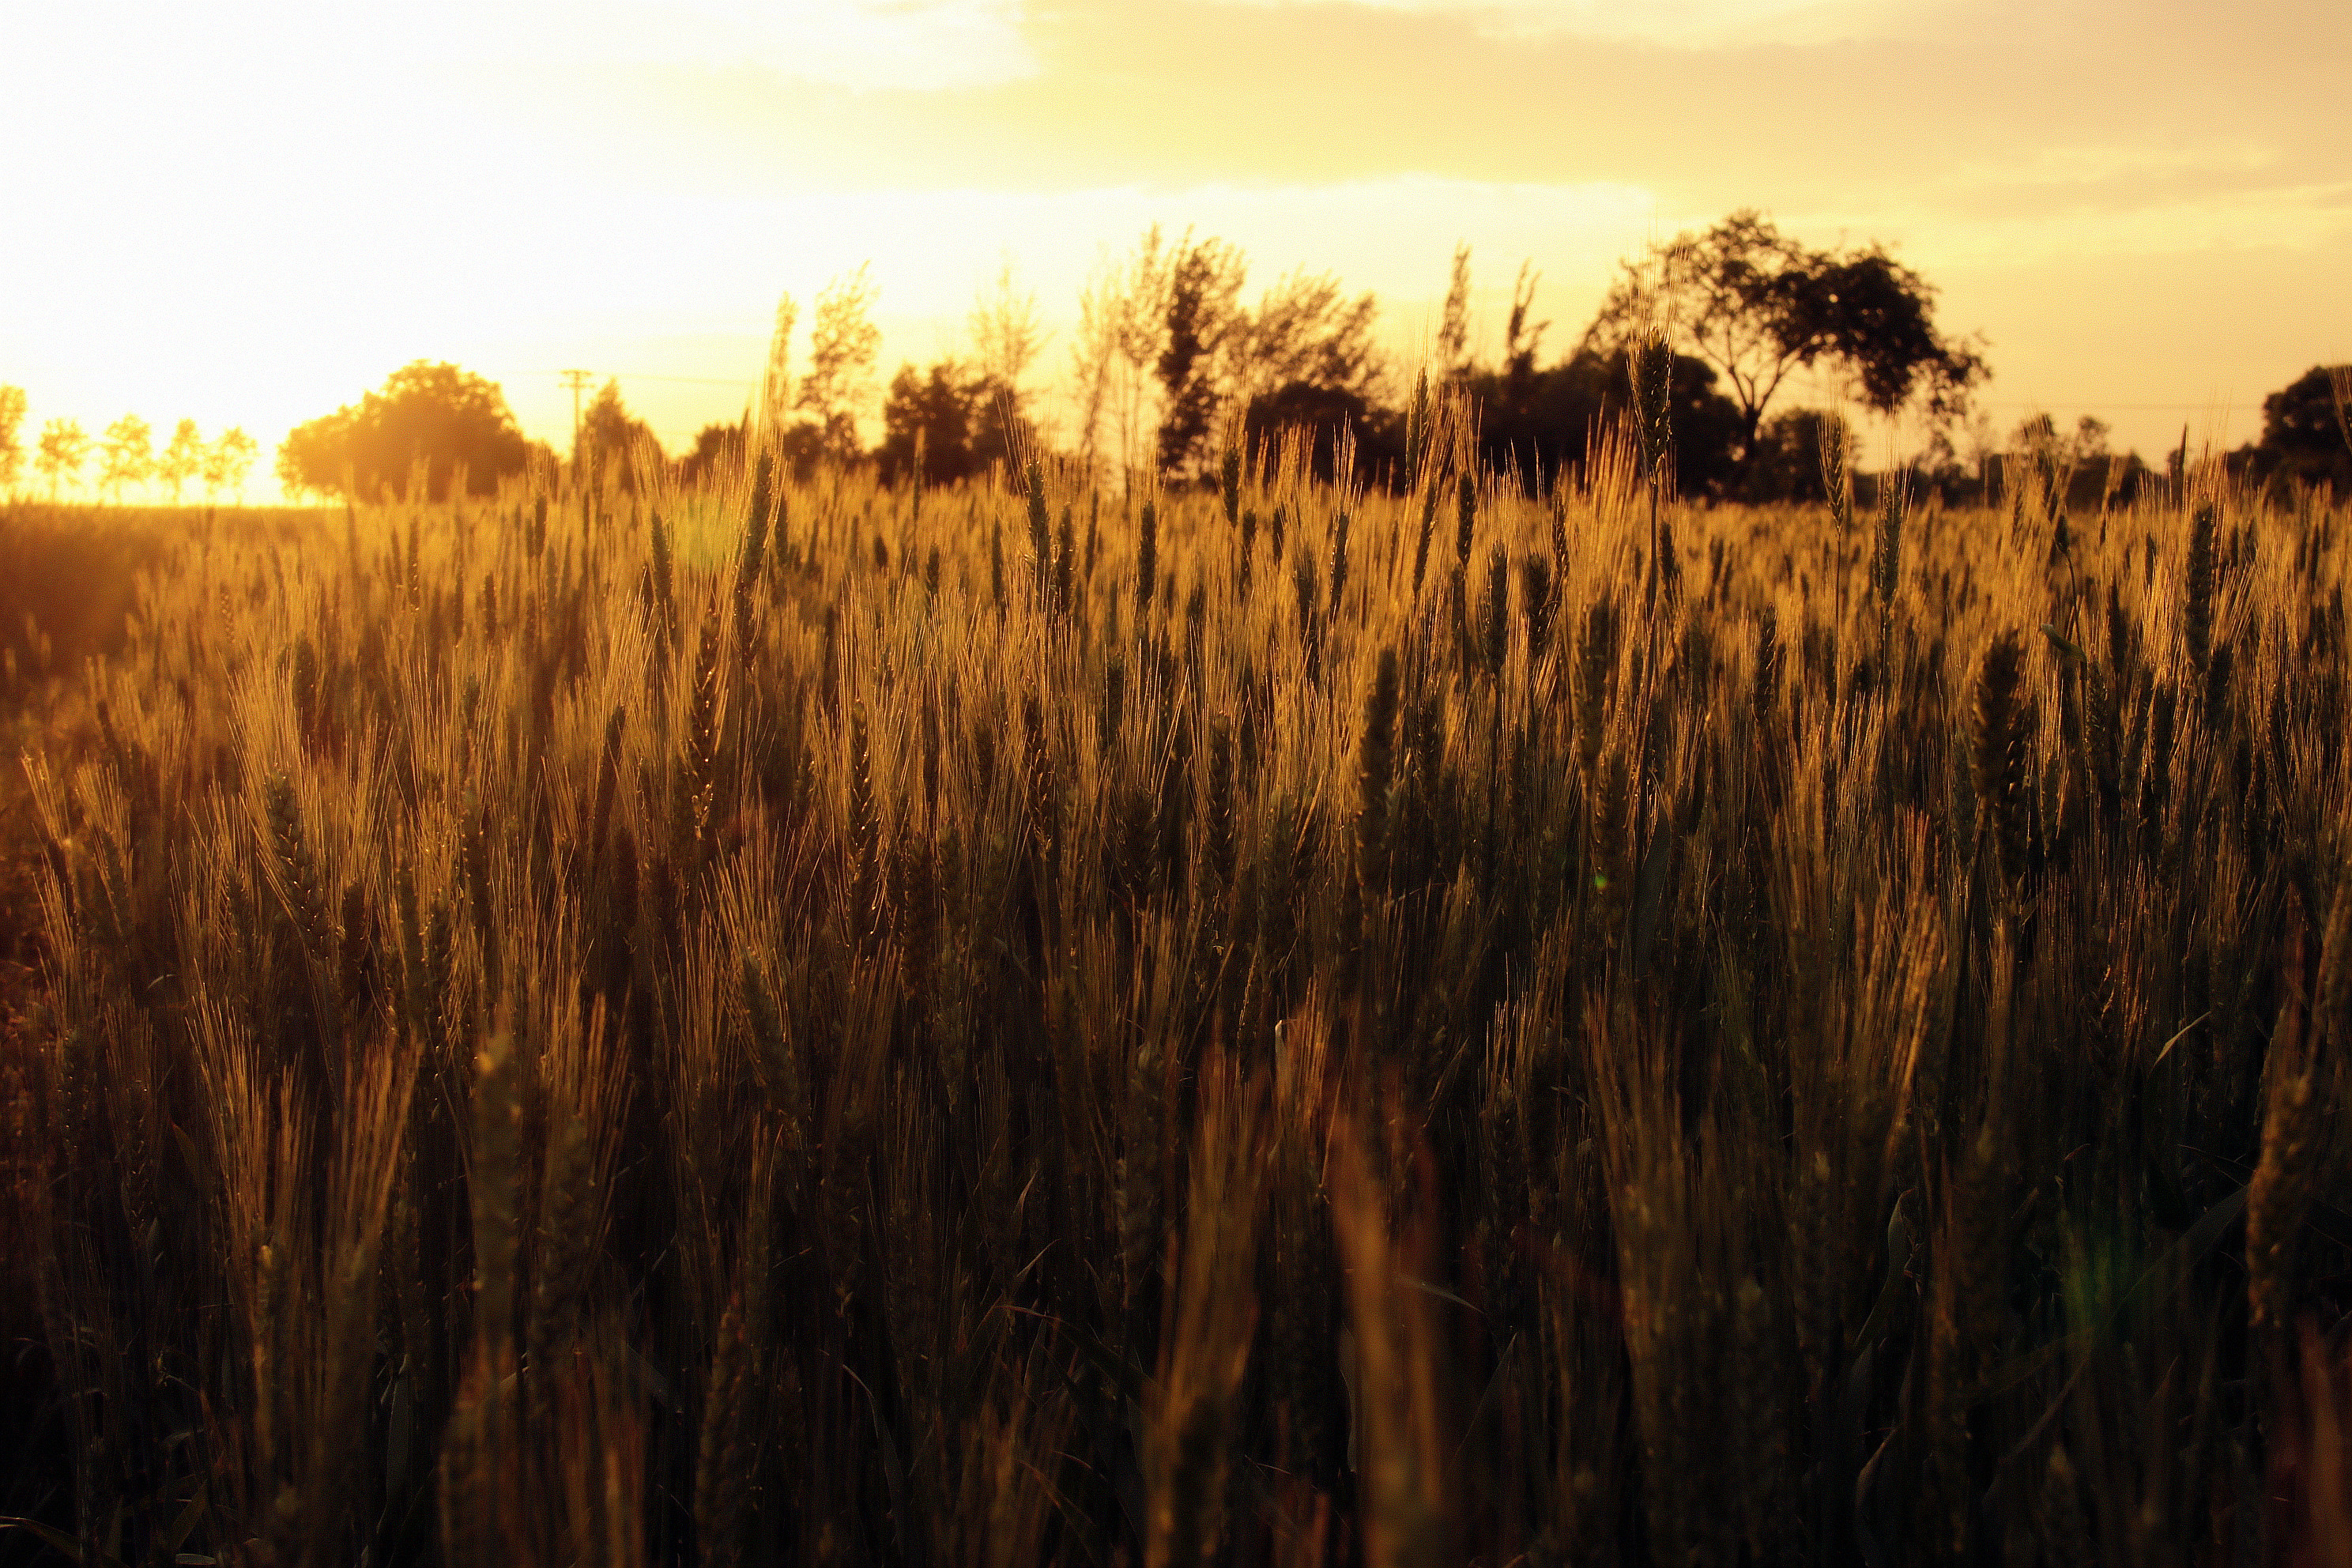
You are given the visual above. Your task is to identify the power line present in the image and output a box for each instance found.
[612,373,757,387]
[1975,400,2240,411]
[522,370,756,388]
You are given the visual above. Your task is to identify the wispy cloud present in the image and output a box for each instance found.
[6,0,1040,97]
[492,0,1040,91]
[1199,0,1917,46]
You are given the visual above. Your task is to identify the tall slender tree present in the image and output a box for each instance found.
[0,385,25,492]
[157,417,205,503]
[36,418,89,500]
[1226,269,1384,417]
[1155,234,1246,477]
[202,428,258,503]
[99,413,153,503]
[579,380,662,492]
[1438,243,1473,381]
[797,265,883,462]
[969,257,1050,415]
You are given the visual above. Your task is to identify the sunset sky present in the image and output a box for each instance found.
[5,0,2346,496]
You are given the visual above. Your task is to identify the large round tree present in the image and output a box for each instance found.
[2241,364,2352,496]
[1581,211,1988,480]
[277,361,531,501]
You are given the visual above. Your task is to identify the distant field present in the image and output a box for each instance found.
[3,424,2349,1566]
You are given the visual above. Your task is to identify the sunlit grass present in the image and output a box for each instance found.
[4,413,2350,1566]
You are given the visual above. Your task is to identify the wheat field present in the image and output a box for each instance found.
[3,402,2349,1567]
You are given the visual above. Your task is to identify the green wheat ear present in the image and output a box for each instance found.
[1328,509,1351,616]
[1644,344,1674,474]
[1026,458,1052,610]
[1480,546,1510,677]
[2184,501,2216,676]
[1137,499,1159,616]
[1872,469,1905,612]
[1454,470,1477,569]
[1358,647,1399,895]
[1519,552,1555,671]
[1817,413,1852,535]
[1971,630,2031,885]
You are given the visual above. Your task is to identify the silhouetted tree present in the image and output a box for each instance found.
[1070,226,1172,478]
[1242,382,1404,486]
[771,424,831,483]
[1155,234,1246,477]
[1438,243,1473,382]
[1583,210,1987,477]
[677,421,746,488]
[2240,364,2352,496]
[1461,347,1745,499]
[876,362,1027,487]
[1501,261,1547,398]
[277,361,530,500]
[577,379,662,491]
[2008,412,2109,469]
[1226,268,1385,421]
[1791,246,1988,420]
[2000,413,2161,512]
[1457,352,1602,490]
[879,364,973,486]
[1074,226,1386,484]
[1740,408,1848,503]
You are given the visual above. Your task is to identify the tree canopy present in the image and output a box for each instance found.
[1067,226,1387,482]
[36,420,90,500]
[1582,211,1987,477]
[796,266,884,462]
[1459,345,1746,499]
[99,415,153,503]
[156,418,205,503]
[277,361,531,501]
[1154,233,1248,477]
[2237,364,2352,496]
[1241,382,1402,486]
[876,362,1029,488]
[577,379,662,492]
[677,421,745,489]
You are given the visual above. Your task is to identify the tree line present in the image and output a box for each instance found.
[0,393,260,504]
[244,212,2348,506]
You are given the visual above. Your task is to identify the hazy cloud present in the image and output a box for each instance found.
[499,0,1040,90]
[4,0,1039,96]
[1200,0,1917,46]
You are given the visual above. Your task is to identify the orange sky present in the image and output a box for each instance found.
[5,0,2346,496]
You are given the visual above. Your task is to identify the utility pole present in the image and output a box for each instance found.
[560,369,594,466]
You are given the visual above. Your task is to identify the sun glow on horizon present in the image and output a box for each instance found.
[4,0,2345,499]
